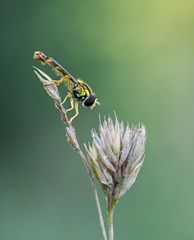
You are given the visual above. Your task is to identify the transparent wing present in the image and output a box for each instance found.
[34,51,78,86]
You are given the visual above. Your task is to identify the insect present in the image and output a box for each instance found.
[33,51,99,123]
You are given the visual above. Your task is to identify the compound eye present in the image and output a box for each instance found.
[83,94,97,107]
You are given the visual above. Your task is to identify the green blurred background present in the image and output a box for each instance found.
[1,0,194,239]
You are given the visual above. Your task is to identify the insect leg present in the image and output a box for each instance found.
[65,98,75,113]
[52,79,64,86]
[69,101,79,123]
[62,93,70,104]
[44,78,64,87]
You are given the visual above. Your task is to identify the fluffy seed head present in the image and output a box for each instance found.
[85,116,146,210]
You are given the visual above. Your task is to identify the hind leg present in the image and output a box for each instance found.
[52,79,64,86]
[45,78,64,87]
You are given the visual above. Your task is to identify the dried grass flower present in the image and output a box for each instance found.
[85,116,146,211]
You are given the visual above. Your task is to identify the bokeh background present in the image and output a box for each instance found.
[1,0,194,239]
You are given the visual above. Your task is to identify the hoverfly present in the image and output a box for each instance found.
[33,51,99,123]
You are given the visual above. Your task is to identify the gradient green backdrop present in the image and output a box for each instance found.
[1,0,194,239]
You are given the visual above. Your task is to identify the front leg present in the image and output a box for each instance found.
[62,93,71,105]
[65,98,75,113]
[69,101,79,123]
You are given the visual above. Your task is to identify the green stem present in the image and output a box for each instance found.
[108,208,114,240]
[92,180,107,240]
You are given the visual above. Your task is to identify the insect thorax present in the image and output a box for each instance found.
[72,85,89,101]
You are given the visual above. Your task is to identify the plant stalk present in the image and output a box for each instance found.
[92,180,108,240]
[72,134,107,240]
[108,208,114,240]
